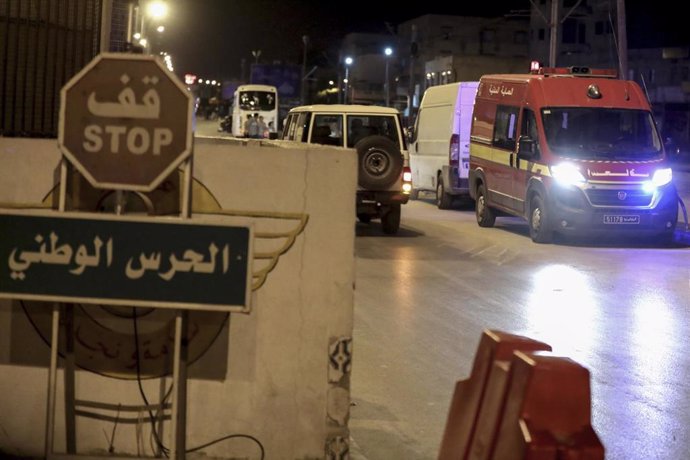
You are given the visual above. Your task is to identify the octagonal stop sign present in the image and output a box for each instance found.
[59,53,193,191]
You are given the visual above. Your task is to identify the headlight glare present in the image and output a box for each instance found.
[651,168,672,187]
[550,163,586,186]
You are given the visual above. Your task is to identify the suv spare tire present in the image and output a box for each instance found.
[354,135,404,189]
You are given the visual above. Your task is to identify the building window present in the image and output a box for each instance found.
[480,29,497,55]
[441,26,453,40]
[538,29,545,41]
[595,21,604,35]
[561,19,585,43]
[514,31,527,45]
[578,23,586,44]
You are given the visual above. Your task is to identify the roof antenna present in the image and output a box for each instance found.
[640,73,650,103]
[608,11,621,79]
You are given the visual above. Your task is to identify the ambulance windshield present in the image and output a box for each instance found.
[541,108,662,160]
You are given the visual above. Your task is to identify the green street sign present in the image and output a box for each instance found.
[0,210,252,312]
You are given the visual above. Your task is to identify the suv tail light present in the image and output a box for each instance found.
[402,166,412,194]
[449,134,460,168]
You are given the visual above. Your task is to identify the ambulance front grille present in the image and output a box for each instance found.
[585,189,652,207]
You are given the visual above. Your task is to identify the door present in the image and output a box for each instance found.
[490,105,520,209]
[512,108,540,215]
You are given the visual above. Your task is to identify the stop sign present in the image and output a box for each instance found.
[59,53,193,191]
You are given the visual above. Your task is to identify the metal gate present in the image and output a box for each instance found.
[0,0,102,138]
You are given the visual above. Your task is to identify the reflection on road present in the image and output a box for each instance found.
[526,264,600,357]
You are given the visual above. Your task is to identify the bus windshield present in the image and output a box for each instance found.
[541,107,662,160]
[238,91,276,111]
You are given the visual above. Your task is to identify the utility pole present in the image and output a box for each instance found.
[407,24,418,121]
[531,0,585,67]
[549,0,559,67]
[617,0,628,79]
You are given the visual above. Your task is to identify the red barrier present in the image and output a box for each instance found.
[437,330,551,460]
[491,351,604,460]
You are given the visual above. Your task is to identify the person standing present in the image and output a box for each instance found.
[243,114,254,137]
[248,113,261,138]
[258,115,268,138]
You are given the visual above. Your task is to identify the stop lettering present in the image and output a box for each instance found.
[82,125,173,155]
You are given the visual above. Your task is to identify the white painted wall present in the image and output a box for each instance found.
[0,136,357,459]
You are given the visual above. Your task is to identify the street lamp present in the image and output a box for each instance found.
[344,56,353,104]
[384,47,393,107]
[301,35,309,105]
[147,1,168,19]
[133,1,168,54]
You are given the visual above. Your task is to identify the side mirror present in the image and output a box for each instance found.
[517,135,538,161]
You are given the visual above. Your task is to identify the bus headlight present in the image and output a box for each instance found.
[550,163,586,186]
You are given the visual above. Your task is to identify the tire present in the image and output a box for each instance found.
[355,136,404,189]
[475,184,495,227]
[410,189,420,200]
[357,214,372,224]
[381,204,401,235]
[529,194,553,243]
[436,178,452,210]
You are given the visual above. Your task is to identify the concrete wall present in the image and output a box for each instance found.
[0,136,357,459]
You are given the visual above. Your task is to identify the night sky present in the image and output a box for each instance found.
[158,0,689,81]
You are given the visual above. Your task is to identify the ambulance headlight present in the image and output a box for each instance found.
[550,163,586,186]
[652,168,672,187]
[642,168,672,193]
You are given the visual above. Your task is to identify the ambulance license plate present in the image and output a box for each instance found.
[603,215,640,224]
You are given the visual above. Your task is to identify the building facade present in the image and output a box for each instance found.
[529,0,619,68]
[395,14,530,120]
[629,47,690,149]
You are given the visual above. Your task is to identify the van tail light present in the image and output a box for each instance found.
[449,134,460,168]
[402,166,412,194]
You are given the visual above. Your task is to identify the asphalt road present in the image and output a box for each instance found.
[349,195,690,460]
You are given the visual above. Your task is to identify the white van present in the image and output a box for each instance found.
[409,82,479,208]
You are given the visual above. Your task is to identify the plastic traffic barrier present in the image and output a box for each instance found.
[490,351,604,460]
[438,330,551,460]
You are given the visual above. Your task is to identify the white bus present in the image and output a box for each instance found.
[231,84,279,138]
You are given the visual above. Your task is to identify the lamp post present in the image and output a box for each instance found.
[139,0,167,54]
[344,56,353,104]
[384,46,393,107]
[250,50,261,83]
[301,35,309,105]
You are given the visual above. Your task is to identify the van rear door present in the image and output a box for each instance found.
[457,83,479,181]
[414,103,453,190]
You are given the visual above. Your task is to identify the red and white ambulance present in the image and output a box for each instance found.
[468,65,678,243]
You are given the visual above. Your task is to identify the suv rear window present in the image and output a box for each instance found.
[347,115,400,148]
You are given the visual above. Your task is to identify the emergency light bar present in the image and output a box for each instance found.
[530,64,617,78]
